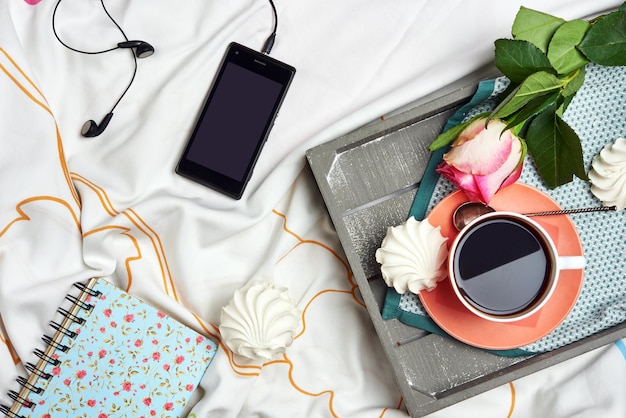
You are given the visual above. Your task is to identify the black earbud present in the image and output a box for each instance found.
[53,0,154,137]
[117,41,155,58]
[81,113,114,138]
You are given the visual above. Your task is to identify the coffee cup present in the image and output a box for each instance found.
[448,211,585,322]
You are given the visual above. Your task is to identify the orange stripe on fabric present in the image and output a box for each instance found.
[84,225,142,292]
[272,209,364,308]
[294,288,353,340]
[71,174,179,300]
[0,48,45,98]
[0,49,80,208]
[0,331,20,365]
[0,196,80,364]
[1,196,81,238]
[380,396,404,417]
[127,207,178,301]
[0,62,49,116]
[55,125,81,208]
[277,353,339,418]
[507,382,516,418]
[71,174,119,217]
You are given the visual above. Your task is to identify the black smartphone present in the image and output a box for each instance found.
[176,42,296,199]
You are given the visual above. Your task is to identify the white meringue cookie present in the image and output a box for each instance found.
[589,137,626,211]
[219,281,300,361]
[375,217,448,294]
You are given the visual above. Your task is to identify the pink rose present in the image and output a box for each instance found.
[185,384,194,392]
[87,399,96,407]
[122,381,132,392]
[103,308,112,318]
[174,355,184,365]
[436,118,524,204]
[164,402,174,411]
[152,352,161,361]
[98,349,107,358]
[123,314,134,322]
[143,397,152,406]
[76,370,87,379]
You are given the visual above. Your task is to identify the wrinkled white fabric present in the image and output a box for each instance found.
[0,1,624,417]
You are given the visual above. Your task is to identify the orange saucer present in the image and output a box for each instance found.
[419,183,584,350]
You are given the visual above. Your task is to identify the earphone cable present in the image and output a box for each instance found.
[261,0,278,54]
[52,0,119,55]
[98,0,137,113]
[52,0,138,117]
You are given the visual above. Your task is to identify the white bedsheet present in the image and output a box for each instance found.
[1,0,624,417]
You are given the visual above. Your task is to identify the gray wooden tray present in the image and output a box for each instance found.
[305,66,626,416]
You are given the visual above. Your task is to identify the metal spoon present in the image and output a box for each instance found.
[452,201,617,231]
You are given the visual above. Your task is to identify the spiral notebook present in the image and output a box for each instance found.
[1,277,218,418]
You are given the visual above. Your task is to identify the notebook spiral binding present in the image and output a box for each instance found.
[1,281,102,418]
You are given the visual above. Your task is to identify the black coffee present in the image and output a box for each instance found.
[453,217,551,316]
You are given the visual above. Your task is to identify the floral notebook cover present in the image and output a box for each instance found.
[5,277,217,418]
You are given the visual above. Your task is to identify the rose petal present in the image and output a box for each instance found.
[435,162,484,202]
[472,140,524,203]
[444,119,515,175]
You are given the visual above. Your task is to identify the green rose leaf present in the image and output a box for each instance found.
[493,71,563,119]
[579,10,626,66]
[428,114,485,151]
[561,67,586,98]
[559,68,586,114]
[512,7,565,53]
[503,90,559,131]
[494,39,554,83]
[547,19,590,74]
[525,106,588,188]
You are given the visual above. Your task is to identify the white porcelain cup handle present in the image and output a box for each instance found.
[558,255,586,270]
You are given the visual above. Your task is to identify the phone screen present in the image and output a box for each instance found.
[185,62,283,181]
[176,43,295,199]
